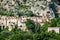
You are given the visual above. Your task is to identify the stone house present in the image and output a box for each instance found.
[48,27,60,33]
[0,16,7,30]
[6,16,18,31]
[17,17,27,31]
[0,15,52,31]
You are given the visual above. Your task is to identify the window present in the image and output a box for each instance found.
[4,4,6,6]
[3,26,5,29]
[13,0,15,1]
[37,4,39,7]
[13,22,15,24]
[9,22,10,23]
[7,1,9,3]
[11,25,13,26]
[20,25,22,27]
[47,11,50,13]
[2,23,3,24]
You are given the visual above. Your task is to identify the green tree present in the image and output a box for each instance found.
[10,33,23,40]
[25,19,41,33]
[25,11,35,17]
[41,21,50,32]
[0,34,5,40]
[0,31,13,40]
[25,19,35,33]
[50,18,57,27]
[23,33,33,40]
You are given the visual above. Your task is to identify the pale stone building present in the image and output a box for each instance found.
[0,15,52,31]
[7,17,18,31]
[48,27,60,33]
[47,0,51,2]
[17,17,27,31]
[0,16,7,29]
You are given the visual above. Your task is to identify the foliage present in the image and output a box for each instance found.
[50,18,60,27]
[25,11,36,17]
[25,19,36,33]
[0,19,60,40]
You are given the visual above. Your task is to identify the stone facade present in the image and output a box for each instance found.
[0,14,51,31]
[48,27,60,33]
